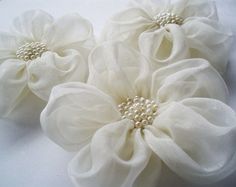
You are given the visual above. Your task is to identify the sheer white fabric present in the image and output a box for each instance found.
[68,99,236,186]
[101,0,232,73]
[40,42,236,186]
[0,10,94,124]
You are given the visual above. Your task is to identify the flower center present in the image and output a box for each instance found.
[118,96,158,128]
[16,42,48,61]
[154,12,184,27]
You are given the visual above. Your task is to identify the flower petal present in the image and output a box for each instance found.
[150,58,228,103]
[43,14,94,51]
[68,120,153,187]
[0,59,45,124]
[133,153,162,187]
[101,8,154,47]
[88,42,151,103]
[139,24,190,67]
[40,82,120,151]
[0,32,20,63]
[0,59,27,117]
[27,49,88,101]
[144,98,236,184]
[130,0,171,17]
[179,0,218,20]
[11,10,53,41]
[182,17,233,74]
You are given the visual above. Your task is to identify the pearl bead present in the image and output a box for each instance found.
[118,96,158,129]
[154,12,184,28]
[146,108,153,115]
[142,120,148,126]
[135,122,142,128]
[147,116,153,122]
[16,41,48,61]
[127,113,133,118]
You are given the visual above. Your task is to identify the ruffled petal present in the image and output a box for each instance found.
[182,17,233,74]
[68,120,153,187]
[144,98,236,184]
[150,58,228,103]
[43,14,94,51]
[0,59,27,117]
[11,10,53,41]
[101,8,154,47]
[0,32,23,63]
[139,24,190,68]
[178,0,218,20]
[88,42,151,103]
[40,82,120,151]
[133,153,162,187]
[130,0,170,16]
[0,59,45,124]
[27,49,88,101]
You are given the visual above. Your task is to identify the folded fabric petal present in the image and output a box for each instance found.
[41,82,120,151]
[145,98,236,184]
[68,121,155,187]
[11,10,53,41]
[27,49,88,100]
[101,7,154,46]
[0,59,27,117]
[178,0,217,19]
[182,17,233,73]
[0,59,45,124]
[132,153,162,187]
[0,32,21,63]
[88,42,151,102]
[43,13,94,51]
[139,24,190,67]
[150,58,228,103]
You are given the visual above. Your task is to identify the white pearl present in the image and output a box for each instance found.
[142,120,148,126]
[146,109,153,115]
[118,96,158,129]
[16,41,48,61]
[154,12,183,27]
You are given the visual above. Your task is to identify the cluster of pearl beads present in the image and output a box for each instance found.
[118,96,158,129]
[16,42,47,61]
[154,12,184,27]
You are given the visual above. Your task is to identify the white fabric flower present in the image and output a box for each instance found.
[101,0,232,73]
[0,10,94,124]
[41,42,236,187]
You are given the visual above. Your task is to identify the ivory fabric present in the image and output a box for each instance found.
[40,42,236,187]
[0,10,94,124]
[101,0,233,73]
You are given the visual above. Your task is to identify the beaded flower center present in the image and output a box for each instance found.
[154,12,184,27]
[16,42,48,61]
[118,96,158,128]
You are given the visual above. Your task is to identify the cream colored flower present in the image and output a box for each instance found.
[41,42,236,187]
[0,10,94,124]
[101,0,232,73]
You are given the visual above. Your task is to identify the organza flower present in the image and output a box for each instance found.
[101,0,232,73]
[0,10,94,124]
[41,42,236,187]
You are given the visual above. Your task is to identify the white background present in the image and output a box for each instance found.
[0,0,236,187]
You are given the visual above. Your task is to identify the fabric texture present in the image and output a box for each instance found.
[41,42,236,187]
[101,0,233,74]
[0,10,95,124]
